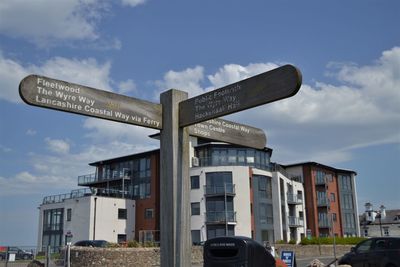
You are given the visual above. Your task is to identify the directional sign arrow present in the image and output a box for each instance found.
[19,75,162,129]
[179,64,302,127]
[188,118,266,149]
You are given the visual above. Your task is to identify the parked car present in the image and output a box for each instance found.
[74,240,109,248]
[0,247,34,260]
[338,237,400,267]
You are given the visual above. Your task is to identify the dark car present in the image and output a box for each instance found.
[0,247,34,260]
[338,237,400,267]
[74,240,109,248]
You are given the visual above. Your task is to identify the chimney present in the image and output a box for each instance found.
[380,205,386,219]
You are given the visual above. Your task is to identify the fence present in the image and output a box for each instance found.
[0,245,69,267]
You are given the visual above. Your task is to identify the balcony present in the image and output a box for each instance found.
[78,170,131,186]
[315,178,327,186]
[42,188,132,204]
[318,219,331,228]
[205,211,236,224]
[317,198,330,207]
[288,216,304,227]
[204,184,236,196]
[287,193,303,205]
[43,188,92,204]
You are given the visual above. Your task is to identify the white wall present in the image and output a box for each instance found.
[38,196,135,247]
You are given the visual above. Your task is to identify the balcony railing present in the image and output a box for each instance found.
[204,184,235,196]
[78,170,131,186]
[42,188,132,204]
[315,178,326,185]
[205,211,236,224]
[288,216,304,227]
[318,219,331,228]
[43,188,92,204]
[317,198,329,207]
[287,193,303,205]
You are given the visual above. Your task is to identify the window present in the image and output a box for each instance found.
[330,193,335,202]
[66,208,72,222]
[259,203,273,224]
[191,202,200,216]
[332,213,337,222]
[383,227,389,236]
[118,209,127,219]
[191,230,201,245]
[357,239,373,253]
[364,228,369,237]
[117,234,127,243]
[190,176,200,189]
[145,208,154,219]
[256,175,272,199]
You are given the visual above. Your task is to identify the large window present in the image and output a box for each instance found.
[255,175,272,199]
[44,209,63,231]
[196,146,271,170]
[42,208,64,249]
[259,203,273,224]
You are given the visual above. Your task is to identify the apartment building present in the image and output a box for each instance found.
[37,138,307,248]
[284,162,359,238]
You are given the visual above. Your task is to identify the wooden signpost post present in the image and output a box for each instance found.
[19,64,302,267]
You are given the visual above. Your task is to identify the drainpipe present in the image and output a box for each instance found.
[93,197,97,240]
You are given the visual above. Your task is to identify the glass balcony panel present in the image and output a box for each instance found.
[204,184,235,196]
[205,211,236,223]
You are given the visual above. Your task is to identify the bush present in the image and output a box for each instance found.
[300,236,367,245]
[288,239,296,245]
[127,240,141,248]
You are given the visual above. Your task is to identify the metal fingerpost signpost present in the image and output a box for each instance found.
[19,64,302,267]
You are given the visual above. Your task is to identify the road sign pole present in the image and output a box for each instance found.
[160,89,191,267]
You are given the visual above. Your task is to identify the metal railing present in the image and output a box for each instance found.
[78,170,132,186]
[204,184,235,196]
[43,188,92,204]
[318,219,331,228]
[42,188,133,204]
[287,193,303,204]
[288,216,304,227]
[205,211,236,224]
[317,198,329,207]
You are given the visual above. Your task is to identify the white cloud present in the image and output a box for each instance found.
[45,138,71,154]
[154,66,205,98]
[118,79,137,94]
[207,63,279,89]
[0,0,99,46]
[0,0,145,47]
[154,47,400,165]
[120,0,147,7]
[0,53,113,103]
[83,117,159,149]
[26,129,37,136]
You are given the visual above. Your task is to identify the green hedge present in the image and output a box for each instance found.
[300,236,367,245]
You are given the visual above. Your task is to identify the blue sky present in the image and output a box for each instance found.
[0,1,399,246]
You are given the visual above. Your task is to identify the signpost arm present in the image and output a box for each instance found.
[160,89,191,267]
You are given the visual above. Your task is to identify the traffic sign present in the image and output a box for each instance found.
[179,64,302,127]
[188,118,266,149]
[19,75,162,129]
